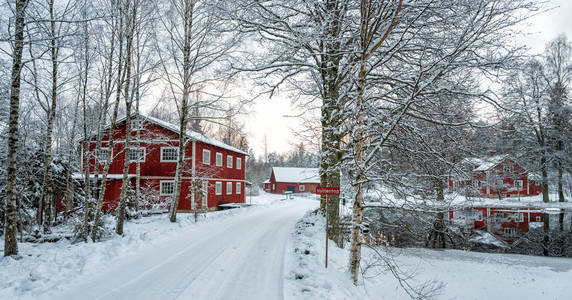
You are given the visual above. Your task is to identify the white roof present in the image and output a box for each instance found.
[86,113,248,156]
[463,154,510,172]
[272,167,320,183]
[72,173,135,180]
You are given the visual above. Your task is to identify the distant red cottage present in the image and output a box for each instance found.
[449,154,542,198]
[267,167,320,194]
[78,113,248,212]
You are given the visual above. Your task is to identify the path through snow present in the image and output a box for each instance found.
[49,197,318,300]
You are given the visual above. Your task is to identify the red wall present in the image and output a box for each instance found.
[83,118,246,212]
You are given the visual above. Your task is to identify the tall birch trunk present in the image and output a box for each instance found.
[169,0,194,223]
[4,0,28,257]
[117,0,138,235]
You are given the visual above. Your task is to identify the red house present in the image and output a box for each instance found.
[79,113,248,212]
[449,154,542,198]
[267,167,320,194]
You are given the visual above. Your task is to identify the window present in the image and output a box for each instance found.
[535,216,541,222]
[504,164,514,173]
[226,182,232,195]
[130,119,140,130]
[202,149,211,165]
[514,180,523,190]
[215,182,222,195]
[227,155,233,168]
[504,227,517,237]
[473,210,483,221]
[299,185,305,192]
[236,182,241,194]
[161,147,178,162]
[216,152,223,166]
[272,184,275,190]
[514,213,524,223]
[97,148,110,162]
[472,180,481,188]
[129,147,145,162]
[236,157,241,169]
[160,181,175,195]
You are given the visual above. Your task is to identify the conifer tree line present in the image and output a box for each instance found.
[1,0,569,288]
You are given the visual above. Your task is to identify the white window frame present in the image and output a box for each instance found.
[227,155,233,168]
[514,213,524,223]
[160,180,175,196]
[299,185,305,192]
[504,164,514,173]
[226,182,232,195]
[97,147,110,163]
[161,147,178,162]
[514,180,523,190]
[215,182,222,195]
[474,210,483,221]
[535,216,541,222]
[202,149,211,165]
[130,119,141,130]
[236,182,241,194]
[504,227,517,237]
[216,152,223,166]
[128,147,146,162]
[236,157,241,169]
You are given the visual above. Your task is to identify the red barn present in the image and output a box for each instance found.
[449,154,542,198]
[79,113,248,212]
[268,167,319,194]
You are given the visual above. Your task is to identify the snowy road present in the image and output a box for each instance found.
[50,198,318,300]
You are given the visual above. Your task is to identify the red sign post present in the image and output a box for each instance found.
[316,186,340,268]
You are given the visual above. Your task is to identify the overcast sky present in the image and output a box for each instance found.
[241,0,572,158]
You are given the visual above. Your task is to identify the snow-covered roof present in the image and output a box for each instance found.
[263,179,270,184]
[72,173,135,180]
[88,113,248,156]
[272,167,320,183]
[462,154,510,172]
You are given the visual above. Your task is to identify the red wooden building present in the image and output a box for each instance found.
[449,154,542,198]
[79,113,248,212]
[267,167,320,194]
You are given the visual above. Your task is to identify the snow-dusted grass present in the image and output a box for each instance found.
[0,191,293,300]
[287,211,572,300]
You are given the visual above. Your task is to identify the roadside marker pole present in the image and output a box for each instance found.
[325,194,329,269]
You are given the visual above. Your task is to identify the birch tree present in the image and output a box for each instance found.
[4,0,29,256]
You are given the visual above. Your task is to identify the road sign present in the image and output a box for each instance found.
[316,187,340,195]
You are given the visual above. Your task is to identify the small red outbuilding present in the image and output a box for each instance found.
[267,167,320,194]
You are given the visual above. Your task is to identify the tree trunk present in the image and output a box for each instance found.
[169,0,194,223]
[349,59,366,286]
[117,0,137,236]
[4,0,28,257]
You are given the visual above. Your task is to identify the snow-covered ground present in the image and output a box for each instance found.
[2,191,571,300]
[289,211,572,300]
[0,192,317,300]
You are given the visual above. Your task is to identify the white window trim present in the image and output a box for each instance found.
[515,213,524,223]
[535,216,541,222]
[226,182,232,195]
[514,180,523,189]
[227,155,233,168]
[128,147,146,162]
[130,119,141,130]
[202,149,211,165]
[236,157,241,169]
[216,152,223,166]
[236,182,241,194]
[215,182,222,195]
[98,147,110,163]
[160,147,178,162]
[504,164,514,173]
[299,185,305,192]
[160,180,175,196]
